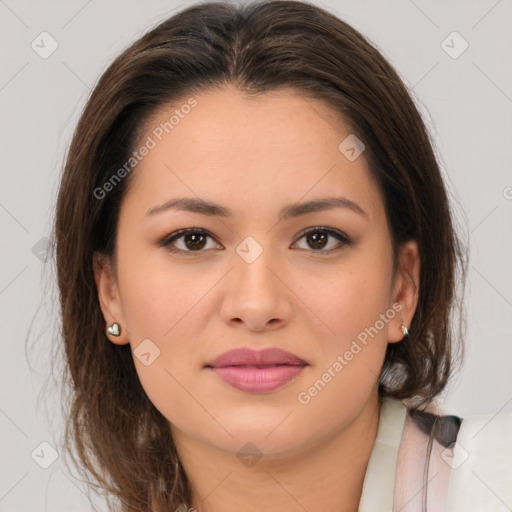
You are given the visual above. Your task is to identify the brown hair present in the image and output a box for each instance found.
[54,1,467,510]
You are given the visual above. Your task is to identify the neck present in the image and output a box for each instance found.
[172,391,382,512]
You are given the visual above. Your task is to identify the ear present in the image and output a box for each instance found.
[93,251,130,345]
[388,239,420,343]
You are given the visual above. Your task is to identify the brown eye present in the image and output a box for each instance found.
[161,228,222,255]
[306,231,328,250]
[294,227,352,252]
[183,232,207,250]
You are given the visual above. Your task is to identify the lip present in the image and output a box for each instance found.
[205,347,307,368]
[205,347,308,393]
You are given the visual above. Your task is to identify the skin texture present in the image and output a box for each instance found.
[94,85,420,512]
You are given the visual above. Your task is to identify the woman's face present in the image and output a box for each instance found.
[95,85,419,458]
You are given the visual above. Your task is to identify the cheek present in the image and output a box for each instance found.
[117,250,219,392]
[116,252,213,425]
[295,257,394,408]
[117,244,207,341]
[293,270,393,419]
[303,258,393,343]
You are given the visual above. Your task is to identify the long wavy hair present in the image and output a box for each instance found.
[53,1,468,510]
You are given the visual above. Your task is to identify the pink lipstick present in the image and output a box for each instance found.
[205,347,308,393]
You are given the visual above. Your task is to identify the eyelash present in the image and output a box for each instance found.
[159,226,353,256]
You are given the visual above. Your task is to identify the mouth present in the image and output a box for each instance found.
[205,360,308,393]
[204,347,308,392]
[205,363,306,368]
[205,347,308,369]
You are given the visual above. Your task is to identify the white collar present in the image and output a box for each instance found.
[358,396,407,512]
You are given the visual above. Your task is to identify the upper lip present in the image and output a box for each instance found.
[205,347,308,368]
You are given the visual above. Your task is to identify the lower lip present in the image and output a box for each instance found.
[209,365,307,393]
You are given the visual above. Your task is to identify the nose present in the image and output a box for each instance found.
[219,243,293,332]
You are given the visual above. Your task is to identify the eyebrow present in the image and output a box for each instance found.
[145,196,367,220]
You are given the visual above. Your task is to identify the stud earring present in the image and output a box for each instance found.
[399,311,409,338]
[106,322,121,337]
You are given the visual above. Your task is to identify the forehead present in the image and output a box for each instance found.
[141,85,354,156]
[124,85,383,223]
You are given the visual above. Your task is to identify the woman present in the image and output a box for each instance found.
[54,1,512,511]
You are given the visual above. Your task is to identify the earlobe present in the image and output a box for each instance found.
[93,251,130,345]
[389,240,420,344]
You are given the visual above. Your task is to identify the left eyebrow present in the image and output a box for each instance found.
[145,196,368,220]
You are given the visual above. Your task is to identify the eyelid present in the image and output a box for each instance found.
[159,227,221,256]
[294,226,351,244]
[160,226,353,255]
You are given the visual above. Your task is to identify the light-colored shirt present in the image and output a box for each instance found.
[177,395,512,511]
[359,396,512,511]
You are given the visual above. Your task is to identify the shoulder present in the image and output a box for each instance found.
[445,409,512,510]
[394,401,512,512]
[396,398,512,511]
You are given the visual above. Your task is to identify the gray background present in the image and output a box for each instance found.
[1,0,511,510]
